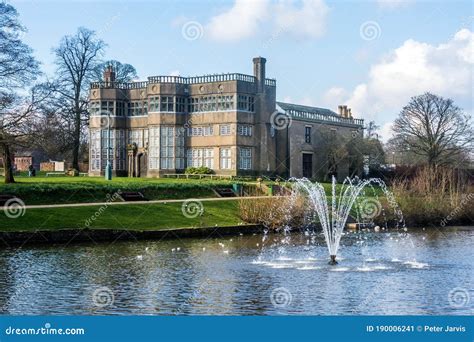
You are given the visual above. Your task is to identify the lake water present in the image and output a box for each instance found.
[0,227,472,315]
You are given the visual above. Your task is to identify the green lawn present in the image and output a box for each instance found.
[0,200,242,232]
[0,174,385,205]
[0,175,259,205]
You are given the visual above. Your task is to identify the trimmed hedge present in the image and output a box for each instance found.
[0,180,248,205]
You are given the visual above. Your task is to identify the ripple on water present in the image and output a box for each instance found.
[356,266,374,272]
[403,261,429,269]
[296,266,321,270]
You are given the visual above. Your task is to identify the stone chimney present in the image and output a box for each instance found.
[104,66,115,83]
[338,105,344,116]
[253,56,266,93]
[339,105,349,117]
[348,108,352,118]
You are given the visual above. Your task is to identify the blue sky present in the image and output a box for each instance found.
[11,0,474,140]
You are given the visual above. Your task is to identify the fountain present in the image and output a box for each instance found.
[290,176,403,265]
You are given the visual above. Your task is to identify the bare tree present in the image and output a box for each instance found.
[0,2,40,183]
[53,27,105,170]
[94,59,137,83]
[1,86,51,183]
[390,93,473,167]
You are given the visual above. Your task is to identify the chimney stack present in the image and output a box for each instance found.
[253,57,266,93]
[338,105,343,116]
[348,108,352,118]
[340,105,348,117]
[104,66,116,84]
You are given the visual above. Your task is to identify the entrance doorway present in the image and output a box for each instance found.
[302,153,313,178]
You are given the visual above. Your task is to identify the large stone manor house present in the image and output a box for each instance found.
[88,57,364,179]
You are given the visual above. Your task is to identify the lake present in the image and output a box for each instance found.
[0,227,472,315]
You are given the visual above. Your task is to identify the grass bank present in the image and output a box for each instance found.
[0,199,242,232]
[0,174,383,205]
[0,176,261,205]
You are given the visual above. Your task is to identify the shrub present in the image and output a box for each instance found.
[389,167,473,226]
[184,167,214,175]
[238,194,308,231]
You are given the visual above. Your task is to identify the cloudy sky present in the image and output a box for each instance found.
[12,0,473,141]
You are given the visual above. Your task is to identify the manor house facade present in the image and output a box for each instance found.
[88,57,364,179]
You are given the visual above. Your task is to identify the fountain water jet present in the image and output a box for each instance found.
[291,176,403,265]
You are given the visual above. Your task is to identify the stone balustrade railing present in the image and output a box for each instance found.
[90,73,277,89]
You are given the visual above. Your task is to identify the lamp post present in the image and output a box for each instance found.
[105,111,112,181]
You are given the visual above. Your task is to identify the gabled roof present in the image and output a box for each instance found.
[276,102,338,117]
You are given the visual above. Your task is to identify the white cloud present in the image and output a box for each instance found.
[274,0,329,39]
[378,122,394,142]
[323,29,474,140]
[206,0,270,42]
[205,0,329,42]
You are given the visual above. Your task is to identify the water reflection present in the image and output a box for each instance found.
[0,227,472,315]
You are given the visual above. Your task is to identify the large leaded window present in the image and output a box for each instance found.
[189,98,199,112]
[220,124,231,135]
[148,127,160,170]
[149,97,159,112]
[176,97,187,113]
[237,95,255,112]
[128,129,144,148]
[114,130,126,170]
[218,95,234,110]
[188,95,234,113]
[116,101,126,116]
[101,101,114,115]
[220,148,231,169]
[97,129,125,171]
[90,129,101,171]
[160,96,174,112]
[160,126,175,169]
[188,126,213,137]
[89,101,100,116]
[238,147,252,170]
[187,148,214,169]
[129,101,148,116]
[237,125,252,136]
[176,128,185,169]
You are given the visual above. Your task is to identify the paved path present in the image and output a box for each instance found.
[24,196,274,209]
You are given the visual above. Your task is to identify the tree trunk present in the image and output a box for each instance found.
[72,109,81,170]
[1,143,15,184]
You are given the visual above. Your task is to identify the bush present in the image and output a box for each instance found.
[238,194,308,230]
[184,167,214,175]
[389,167,473,226]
